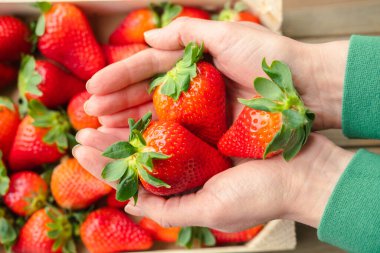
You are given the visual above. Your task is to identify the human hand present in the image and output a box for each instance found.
[84,18,348,129]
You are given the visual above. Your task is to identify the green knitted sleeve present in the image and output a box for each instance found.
[342,35,380,139]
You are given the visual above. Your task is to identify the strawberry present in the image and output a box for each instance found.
[109,8,159,45]
[215,2,260,23]
[51,158,112,210]
[67,91,100,131]
[3,171,48,216]
[18,55,85,113]
[101,112,231,200]
[8,100,73,171]
[0,97,20,161]
[12,207,76,253]
[160,3,210,27]
[139,217,180,243]
[211,225,264,244]
[0,63,18,89]
[106,189,129,209]
[37,3,105,80]
[0,16,31,62]
[80,207,153,253]
[150,42,227,145]
[218,59,314,161]
[103,44,148,64]
[0,152,10,196]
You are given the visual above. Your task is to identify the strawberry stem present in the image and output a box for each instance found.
[0,152,10,196]
[177,227,216,248]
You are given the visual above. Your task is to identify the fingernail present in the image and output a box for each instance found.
[124,203,143,216]
[71,144,81,158]
[144,29,161,40]
[83,101,93,115]
[86,80,91,91]
[75,130,84,143]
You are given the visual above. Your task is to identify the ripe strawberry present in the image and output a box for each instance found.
[150,42,227,145]
[0,152,10,196]
[8,100,73,171]
[106,189,129,209]
[0,63,18,89]
[103,44,148,64]
[37,3,105,80]
[139,217,180,243]
[12,207,76,253]
[0,16,31,62]
[211,225,264,244]
[101,112,231,200]
[218,59,314,160]
[0,97,20,161]
[109,8,159,45]
[51,158,111,210]
[215,2,260,23]
[160,3,210,27]
[67,91,100,131]
[3,171,48,216]
[18,55,85,113]
[80,207,153,253]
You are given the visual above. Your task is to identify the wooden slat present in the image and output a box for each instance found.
[283,0,380,38]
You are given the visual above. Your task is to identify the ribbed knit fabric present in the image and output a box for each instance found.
[342,35,380,139]
[318,149,380,253]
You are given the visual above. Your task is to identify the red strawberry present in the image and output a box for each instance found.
[80,207,153,253]
[0,152,10,196]
[67,91,100,131]
[0,63,18,89]
[109,8,159,45]
[8,100,73,171]
[106,189,129,209]
[12,207,75,253]
[101,112,231,200]
[211,225,264,244]
[103,44,148,64]
[0,16,31,62]
[37,3,105,80]
[0,97,20,161]
[51,158,112,210]
[218,59,314,160]
[160,3,210,27]
[3,171,48,216]
[139,217,180,243]
[216,2,260,23]
[18,55,85,112]
[150,42,227,145]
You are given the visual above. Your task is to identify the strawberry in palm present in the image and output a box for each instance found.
[18,55,85,113]
[51,158,112,210]
[0,97,20,161]
[3,171,48,216]
[101,112,231,201]
[8,100,74,171]
[215,1,260,23]
[80,207,153,253]
[218,59,314,160]
[37,3,105,80]
[106,189,129,209]
[150,42,227,145]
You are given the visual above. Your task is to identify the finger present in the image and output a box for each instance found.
[98,102,156,128]
[144,18,233,55]
[76,128,121,151]
[97,126,130,140]
[238,21,271,32]
[87,49,182,95]
[72,145,117,189]
[85,81,152,116]
[124,187,214,228]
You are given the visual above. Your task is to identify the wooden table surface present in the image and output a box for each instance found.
[281,0,380,252]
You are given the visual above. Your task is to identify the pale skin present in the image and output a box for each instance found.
[73,18,354,231]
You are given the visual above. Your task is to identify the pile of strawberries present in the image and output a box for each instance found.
[0,1,314,252]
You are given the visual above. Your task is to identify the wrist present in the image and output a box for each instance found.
[281,134,354,228]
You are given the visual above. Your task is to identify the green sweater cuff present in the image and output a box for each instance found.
[342,35,380,139]
[318,149,380,252]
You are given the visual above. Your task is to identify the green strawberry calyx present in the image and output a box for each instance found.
[149,42,204,101]
[0,152,10,196]
[18,55,43,115]
[24,188,48,216]
[160,2,183,27]
[28,99,73,153]
[0,97,17,112]
[0,208,19,252]
[45,207,76,253]
[101,112,170,203]
[239,58,315,161]
[177,227,216,249]
[30,2,52,50]
[214,1,246,21]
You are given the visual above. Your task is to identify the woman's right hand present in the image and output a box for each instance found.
[84,18,348,130]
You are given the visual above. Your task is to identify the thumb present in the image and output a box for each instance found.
[144,17,234,56]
